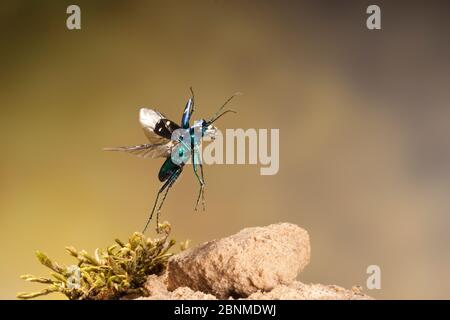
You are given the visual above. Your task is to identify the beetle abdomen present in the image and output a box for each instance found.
[158,157,182,182]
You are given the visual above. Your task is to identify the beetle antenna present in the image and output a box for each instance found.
[208,109,237,124]
[188,86,195,116]
[207,92,241,123]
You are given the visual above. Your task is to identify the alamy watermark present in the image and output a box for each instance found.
[66,5,81,30]
[66,4,381,32]
[170,127,279,176]
[66,265,81,289]
[366,5,381,30]
[366,265,381,290]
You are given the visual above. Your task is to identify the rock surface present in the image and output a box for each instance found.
[167,223,311,298]
[139,274,371,300]
[139,274,217,300]
[245,282,369,300]
[136,222,372,300]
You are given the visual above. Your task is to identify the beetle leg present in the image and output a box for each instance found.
[143,167,182,233]
[155,168,181,230]
[193,148,205,211]
[199,160,206,211]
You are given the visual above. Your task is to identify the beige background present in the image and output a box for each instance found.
[1,1,450,299]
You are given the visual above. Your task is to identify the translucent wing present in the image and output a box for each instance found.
[103,141,178,159]
[139,108,180,143]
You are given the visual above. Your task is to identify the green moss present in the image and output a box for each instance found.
[18,222,180,300]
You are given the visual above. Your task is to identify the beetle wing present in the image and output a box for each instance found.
[139,108,181,143]
[103,141,178,159]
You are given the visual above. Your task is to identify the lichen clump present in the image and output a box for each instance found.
[18,222,178,300]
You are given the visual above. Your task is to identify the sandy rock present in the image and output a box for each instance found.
[136,222,372,300]
[245,282,372,300]
[170,287,218,300]
[140,273,216,300]
[142,274,170,299]
[138,275,371,300]
[167,223,310,298]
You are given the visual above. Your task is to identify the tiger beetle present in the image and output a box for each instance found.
[105,88,238,232]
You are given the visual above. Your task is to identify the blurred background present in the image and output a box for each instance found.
[1,0,449,299]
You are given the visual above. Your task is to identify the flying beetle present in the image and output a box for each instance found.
[104,88,238,232]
